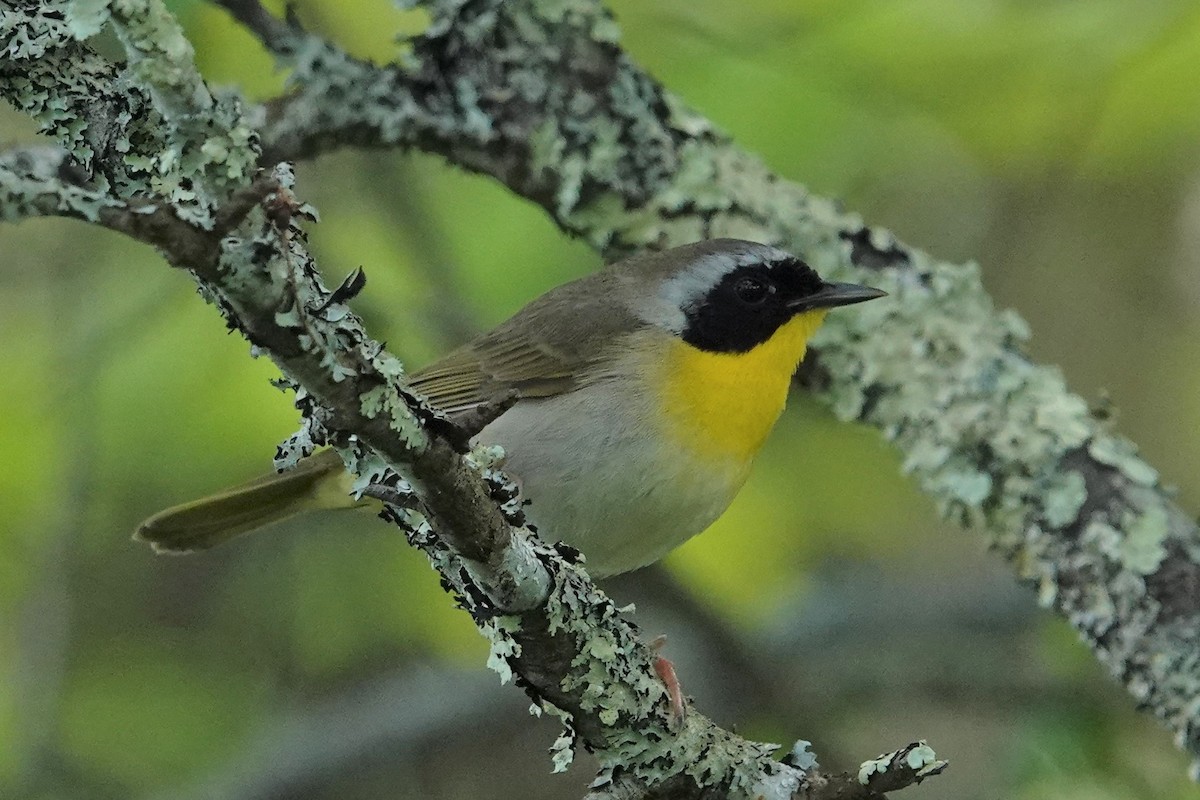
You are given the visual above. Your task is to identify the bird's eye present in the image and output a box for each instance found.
[734,276,772,305]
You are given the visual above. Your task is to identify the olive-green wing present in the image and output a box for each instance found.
[409,332,583,428]
[409,271,640,432]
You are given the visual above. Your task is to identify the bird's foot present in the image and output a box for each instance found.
[649,634,687,729]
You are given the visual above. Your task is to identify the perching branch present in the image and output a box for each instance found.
[209,0,1200,774]
[0,2,941,798]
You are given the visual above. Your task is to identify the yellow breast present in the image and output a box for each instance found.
[656,311,827,463]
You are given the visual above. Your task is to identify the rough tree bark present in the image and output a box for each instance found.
[1,0,1197,796]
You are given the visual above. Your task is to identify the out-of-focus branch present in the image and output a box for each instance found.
[357,156,482,348]
[0,4,941,797]
[215,0,1200,772]
[144,668,531,800]
[213,0,299,52]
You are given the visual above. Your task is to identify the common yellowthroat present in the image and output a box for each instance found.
[137,239,884,577]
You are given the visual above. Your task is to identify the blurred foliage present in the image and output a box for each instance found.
[3,1,1200,798]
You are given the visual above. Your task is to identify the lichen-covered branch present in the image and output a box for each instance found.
[587,741,945,800]
[215,0,1200,773]
[0,2,941,797]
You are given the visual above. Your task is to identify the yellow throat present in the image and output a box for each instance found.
[659,310,827,463]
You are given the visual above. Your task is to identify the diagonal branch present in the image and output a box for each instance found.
[213,0,299,52]
[0,3,943,797]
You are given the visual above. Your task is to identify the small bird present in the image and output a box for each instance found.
[137,239,884,578]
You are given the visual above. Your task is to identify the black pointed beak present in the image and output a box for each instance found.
[788,281,888,312]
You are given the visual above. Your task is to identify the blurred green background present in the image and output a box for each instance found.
[3,1,1200,798]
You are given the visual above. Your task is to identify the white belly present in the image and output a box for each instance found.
[474,383,750,578]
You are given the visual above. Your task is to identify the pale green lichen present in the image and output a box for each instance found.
[1089,436,1159,486]
[273,395,322,470]
[857,754,889,784]
[1043,471,1088,529]
[218,173,428,453]
[2,3,72,58]
[858,741,942,785]
[549,726,576,773]
[65,0,111,40]
[1,0,261,227]
[809,254,1125,566]
[787,740,818,771]
[481,616,522,685]
[1120,502,1169,575]
[534,563,805,797]
[104,0,212,119]
[346,450,398,499]
[529,0,585,24]
[0,19,140,174]
[662,92,713,137]
[528,118,563,176]
[0,162,122,221]
[1081,519,1123,561]
[314,348,422,450]
[906,742,938,770]
[106,0,257,220]
[464,444,507,471]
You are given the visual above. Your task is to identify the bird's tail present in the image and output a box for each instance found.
[135,450,360,553]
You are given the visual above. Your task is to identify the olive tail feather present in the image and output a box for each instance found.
[135,450,353,554]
